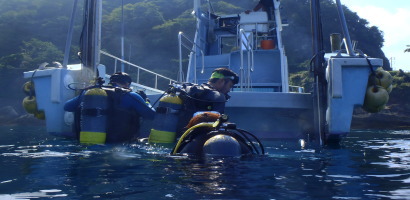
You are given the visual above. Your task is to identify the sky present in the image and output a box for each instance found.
[339,0,410,71]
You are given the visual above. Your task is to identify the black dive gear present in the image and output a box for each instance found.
[171,114,264,156]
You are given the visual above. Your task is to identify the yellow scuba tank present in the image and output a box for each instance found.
[79,88,108,144]
[148,93,183,143]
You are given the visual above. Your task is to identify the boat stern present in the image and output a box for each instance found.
[325,57,383,140]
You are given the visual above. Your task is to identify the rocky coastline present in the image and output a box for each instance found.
[351,104,410,130]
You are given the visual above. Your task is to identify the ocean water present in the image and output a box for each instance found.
[0,126,410,200]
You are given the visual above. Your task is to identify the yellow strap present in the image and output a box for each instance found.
[172,119,221,155]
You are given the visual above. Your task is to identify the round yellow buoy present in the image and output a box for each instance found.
[22,81,35,95]
[22,96,38,114]
[363,85,389,113]
[367,68,393,90]
[375,68,393,89]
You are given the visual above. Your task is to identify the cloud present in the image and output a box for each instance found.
[352,6,410,46]
[348,5,410,70]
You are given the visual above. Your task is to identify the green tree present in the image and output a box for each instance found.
[281,0,390,71]
[19,38,64,70]
[0,38,63,108]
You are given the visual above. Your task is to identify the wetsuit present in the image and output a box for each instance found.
[176,83,229,135]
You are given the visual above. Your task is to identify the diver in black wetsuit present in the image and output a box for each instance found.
[176,67,239,136]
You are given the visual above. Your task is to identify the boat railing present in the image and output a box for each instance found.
[100,50,176,93]
[178,31,204,83]
[238,29,255,90]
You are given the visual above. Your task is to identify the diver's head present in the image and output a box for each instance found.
[109,72,132,88]
[208,68,239,94]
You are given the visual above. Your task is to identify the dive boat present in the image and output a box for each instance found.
[169,0,383,144]
[22,0,385,145]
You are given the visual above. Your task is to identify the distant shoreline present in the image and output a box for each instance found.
[352,104,410,130]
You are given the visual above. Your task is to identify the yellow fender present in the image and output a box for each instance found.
[364,68,393,113]
[363,85,389,113]
[22,96,38,114]
[375,68,393,89]
[22,81,35,96]
[368,68,393,89]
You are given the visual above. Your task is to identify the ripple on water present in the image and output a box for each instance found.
[0,189,68,199]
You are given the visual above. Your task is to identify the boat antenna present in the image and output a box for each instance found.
[63,0,79,68]
[121,0,125,72]
[207,0,215,14]
[335,0,355,56]
[79,0,102,77]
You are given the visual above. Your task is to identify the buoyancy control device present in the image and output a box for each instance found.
[171,113,264,156]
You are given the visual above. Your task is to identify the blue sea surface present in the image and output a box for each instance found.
[0,126,410,199]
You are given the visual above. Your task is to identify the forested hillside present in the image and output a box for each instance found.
[0,0,402,114]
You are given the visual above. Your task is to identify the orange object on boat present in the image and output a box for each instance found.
[261,40,275,49]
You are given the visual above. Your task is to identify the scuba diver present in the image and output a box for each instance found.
[64,72,155,144]
[171,112,264,157]
[175,67,239,136]
[148,67,239,143]
[150,68,264,156]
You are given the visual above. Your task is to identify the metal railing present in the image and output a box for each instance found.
[100,50,176,92]
[238,29,255,90]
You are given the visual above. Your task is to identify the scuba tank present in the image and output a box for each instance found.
[79,88,108,144]
[148,92,183,143]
